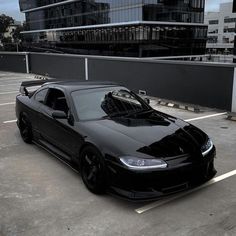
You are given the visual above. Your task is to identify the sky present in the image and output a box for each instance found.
[0,0,234,22]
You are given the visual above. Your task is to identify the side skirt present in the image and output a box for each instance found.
[33,139,80,173]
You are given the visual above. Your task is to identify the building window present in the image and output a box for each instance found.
[224,28,235,33]
[224,18,236,23]
[208,29,218,34]
[209,20,219,25]
[207,36,217,43]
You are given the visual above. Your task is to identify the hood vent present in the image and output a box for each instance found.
[183,125,207,147]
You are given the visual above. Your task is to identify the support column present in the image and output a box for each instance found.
[232,67,236,112]
[85,58,89,80]
[25,53,30,74]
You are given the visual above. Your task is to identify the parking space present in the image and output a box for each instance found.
[0,72,236,236]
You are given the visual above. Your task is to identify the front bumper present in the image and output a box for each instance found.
[106,147,216,201]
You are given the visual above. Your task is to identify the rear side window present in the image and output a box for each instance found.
[45,88,69,114]
[35,88,48,104]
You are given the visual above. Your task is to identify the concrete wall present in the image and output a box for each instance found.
[1,52,236,112]
[0,53,27,73]
[88,58,234,111]
[29,53,85,80]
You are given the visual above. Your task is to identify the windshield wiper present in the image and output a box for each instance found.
[103,109,153,119]
[124,109,153,118]
[102,111,130,119]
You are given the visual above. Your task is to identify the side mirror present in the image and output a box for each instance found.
[144,98,150,105]
[52,110,67,119]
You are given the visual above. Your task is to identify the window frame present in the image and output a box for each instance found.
[34,87,49,104]
[44,87,70,113]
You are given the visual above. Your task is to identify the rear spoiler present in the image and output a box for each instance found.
[20,79,49,96]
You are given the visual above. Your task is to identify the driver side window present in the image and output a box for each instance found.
[45,88,69,115]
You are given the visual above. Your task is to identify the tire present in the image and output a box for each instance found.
[19,114,33,144]
[80,146,107,194]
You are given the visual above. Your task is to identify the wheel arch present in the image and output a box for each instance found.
[19,111,29,119]
[78,142,104,166]
[18,111,31,126]
[18,111,33,144]
[79,142,101,156]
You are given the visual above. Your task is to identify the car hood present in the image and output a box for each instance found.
[80,112,207,158]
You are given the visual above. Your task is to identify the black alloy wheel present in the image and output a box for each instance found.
[19,115,32,144]
[80,146,106,194]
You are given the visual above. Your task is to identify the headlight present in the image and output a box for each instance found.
[201,138,214,157]
[120,156,167,170]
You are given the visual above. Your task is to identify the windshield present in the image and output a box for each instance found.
[71,87,150,121]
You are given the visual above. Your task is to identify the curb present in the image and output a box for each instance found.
[227,113,236,121]
[34,74,50,80]
[156,100,201,113]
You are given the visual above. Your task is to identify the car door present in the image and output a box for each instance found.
[38,87,80,160]
[30,87,50,140]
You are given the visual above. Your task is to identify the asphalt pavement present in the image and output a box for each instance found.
[0,72,236,236]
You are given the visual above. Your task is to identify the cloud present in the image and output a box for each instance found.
[205,0,233,12]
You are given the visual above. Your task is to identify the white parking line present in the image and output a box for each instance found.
[0,102,15,106]
[0,80,25,84]
[3,119,17,124]
[135,169,236,214]
[0,77,32,80]
[0,91,19,95]
[0,83,20,87]
[185,112,227,122]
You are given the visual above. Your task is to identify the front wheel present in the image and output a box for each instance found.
[19,115,33,144]
[80,146,107,194]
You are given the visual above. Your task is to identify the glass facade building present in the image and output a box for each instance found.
[233,0,236,62]
[234,0,236,12]
[19,0,207,57]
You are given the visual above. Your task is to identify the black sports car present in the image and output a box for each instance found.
[16,80,216,201]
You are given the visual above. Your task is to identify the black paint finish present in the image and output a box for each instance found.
[16,81,216,200]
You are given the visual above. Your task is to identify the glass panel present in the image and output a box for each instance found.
[24,23,207,57]
[20,0,206,57]
[72,87,148,121]
[23,0,205,31]
[143,0,205,23]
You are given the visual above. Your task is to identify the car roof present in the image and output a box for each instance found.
[42,80,122,92]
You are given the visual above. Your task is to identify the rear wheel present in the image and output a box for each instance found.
[80,146,107,194]
[19,114,32,144]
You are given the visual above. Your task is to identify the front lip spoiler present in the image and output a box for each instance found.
[107,168,217,202]
[106,153,217,202]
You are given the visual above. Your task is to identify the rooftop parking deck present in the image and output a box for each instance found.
[0,72,236,236]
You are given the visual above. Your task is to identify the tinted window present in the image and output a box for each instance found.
[45,88,69,114]
[72,87,149,121]
[35,88,48,103]
[23,0,204,31]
